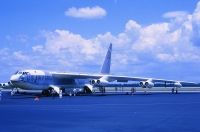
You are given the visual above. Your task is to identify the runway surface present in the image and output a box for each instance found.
[0,92,200,132]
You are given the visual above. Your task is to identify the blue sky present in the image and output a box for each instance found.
[0,0,200,82]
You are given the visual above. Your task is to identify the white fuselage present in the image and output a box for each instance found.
[10,70,90,90]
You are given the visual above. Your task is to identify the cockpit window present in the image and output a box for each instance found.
[18,72,22,74]
[14,71,30,75]
[22,72,30,75]
[23,72,26,75]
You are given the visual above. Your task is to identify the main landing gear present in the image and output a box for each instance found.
[131,87,136,95]
[11,88,19,96]
[41,88,64,97]
[171,87,179,94]
[67,89,77,97]
[41,89,51,96]
[142,88,150,95]
[99,87,106,94]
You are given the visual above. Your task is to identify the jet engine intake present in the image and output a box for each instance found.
[139,81,145,88]
[96,79,108,86]
[90,80,97,85]
[139,81,154,88]
[0,83,10,88]
[145,81,154,88]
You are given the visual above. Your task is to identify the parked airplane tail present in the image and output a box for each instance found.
[100,43,112,74]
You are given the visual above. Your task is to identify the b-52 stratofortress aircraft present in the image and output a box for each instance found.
[0,43,197,97]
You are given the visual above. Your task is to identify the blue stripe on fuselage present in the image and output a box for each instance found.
[20,74,91,89]
[23,75,53,85]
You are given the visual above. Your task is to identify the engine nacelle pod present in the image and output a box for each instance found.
[83,84,93,93]
[145,81,154,88]
[174,82,182,88]
[139,81,146,88]
[0,83,9,88]
[90,80,97,85]
[96,79,109,86]
[139,81,154,88]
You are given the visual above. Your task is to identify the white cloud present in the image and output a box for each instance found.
[35,1,200,68]
[43,30,101,56]
[32,45,44,52]
[65,6,106,19]
[125,20,141,32]
[163,11,188,19]
[192,1,200,24]
[132,23,170,51]
[13,51,29,61]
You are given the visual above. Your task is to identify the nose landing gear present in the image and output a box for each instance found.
[11,88,19,96]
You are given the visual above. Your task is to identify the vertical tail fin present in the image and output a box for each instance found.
[100,43,112,74]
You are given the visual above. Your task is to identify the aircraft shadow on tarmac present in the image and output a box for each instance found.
[3,92,156,100]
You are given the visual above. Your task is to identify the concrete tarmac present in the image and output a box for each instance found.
[0,91,200,132]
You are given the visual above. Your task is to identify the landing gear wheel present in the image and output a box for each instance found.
[42,90,50,96]
[11,88,18,96]
[131,88,135,95]
[175,88,178,94]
